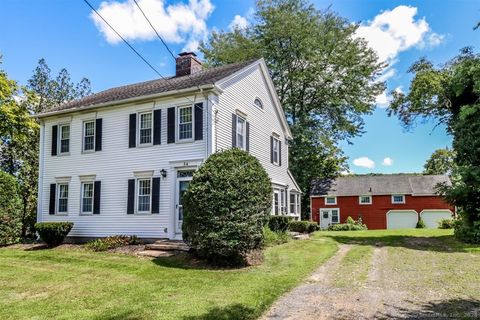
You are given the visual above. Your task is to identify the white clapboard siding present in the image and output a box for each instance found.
[39,96,207,239]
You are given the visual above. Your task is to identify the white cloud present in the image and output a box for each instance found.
[229,14,248,30]
[340,169,354,175]
[356,6,445,108]
[353,157,375,169]
[90,0,214,52]
[382,157,394,166]
[375,91,390,108]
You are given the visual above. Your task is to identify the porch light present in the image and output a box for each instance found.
[160,169,167,178]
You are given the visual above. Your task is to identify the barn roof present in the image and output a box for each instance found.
[310,174,451,197]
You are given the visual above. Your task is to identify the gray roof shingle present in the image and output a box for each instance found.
[311,174,451,196]
[39,60,256,116]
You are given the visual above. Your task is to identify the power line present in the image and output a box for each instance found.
[132,0,176,61]
[83,0,166,79]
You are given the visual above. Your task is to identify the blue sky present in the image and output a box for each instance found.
[1,0,479,174]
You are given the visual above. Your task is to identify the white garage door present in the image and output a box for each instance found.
[421,210,453,229]
[387,210,418,229]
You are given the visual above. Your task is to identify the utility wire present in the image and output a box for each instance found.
[132,0,177,61]
[83,0,166,79]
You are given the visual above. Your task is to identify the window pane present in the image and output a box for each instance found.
[331,210,339,223]
[138,179,151,212]
[361,196,371,204]
[84,122,95,151]
[84,136,94,151]
[82,198,93,212]
[178,107,193,140]
[393,195,404,203]
[60,125,70,153]
[59,184,68,198]
[85,121,95,136]
[179,107,192,124]
[58,184,68,213]
[61,125,70,139]
[326,197,335,204]
[290,194,295,213]
[139,113,152,144]
[236,117,245,149]
[179,123,192,140]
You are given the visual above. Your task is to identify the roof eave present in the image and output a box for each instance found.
[35,84,217,119]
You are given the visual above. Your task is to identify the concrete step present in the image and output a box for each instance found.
[137,250,176,258]
[144,241,189,252]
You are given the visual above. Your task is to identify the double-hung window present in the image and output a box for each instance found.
[290,194,296,214]
[81,182,94,213]
[57,183,69,213]
[137,179,151,213]
[83,121,95,151]
[331,209,339,223]
[178,106,193,141]
[272,137,280,165]
[59,124,70,154]
[236,116,246,150]
[139,112,153,145]
[392,194,405,204]
[359,195,372,205]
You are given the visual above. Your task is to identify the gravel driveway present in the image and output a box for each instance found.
[262,235,480,320]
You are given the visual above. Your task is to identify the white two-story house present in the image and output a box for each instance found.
[36,52,301,241]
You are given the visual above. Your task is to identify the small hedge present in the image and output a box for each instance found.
[35,222,73,247]
[289,221,320,233]
[438,218,455,229]
[86,235,142,251]
[268,216,291,232]
[416,217,426,228]
[263,226,290,246]
[327,216,367,231]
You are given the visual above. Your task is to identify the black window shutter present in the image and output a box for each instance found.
[153,109,161,145]
[95,118,103,151]
[51,125,58,156]
[270,136,274,164]
[167,107,175,143]
[49,183,56,215]
[231,114,237,148]
[194,103,203,141]
[152,177,160,214]
[129,114,136,148]
[279,140,282,166]
[246,121,250,152]
[127,179,135,214]
[93,181,101,214]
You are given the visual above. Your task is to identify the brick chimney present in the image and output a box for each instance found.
[175,52,203,77]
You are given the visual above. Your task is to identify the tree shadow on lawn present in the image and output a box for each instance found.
[377,298,480,319]
[182,303,256,320]
[151,253,251,271]
[322,234,480,253]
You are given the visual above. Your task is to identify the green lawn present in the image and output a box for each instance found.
[0,237,337,320]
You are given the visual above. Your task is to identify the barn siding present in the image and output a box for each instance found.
[311,195,454,229]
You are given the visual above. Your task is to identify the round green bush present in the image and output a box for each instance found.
[35,222,74,247]
[289,221,320,233]
[0,171,22,245]
[182,149,272,265]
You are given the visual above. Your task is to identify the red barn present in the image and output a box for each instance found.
[310,175,455,229]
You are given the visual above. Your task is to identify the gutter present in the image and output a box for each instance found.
[35,84,217,119]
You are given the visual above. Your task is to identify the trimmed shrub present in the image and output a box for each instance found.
[86,235,142,251]
[416,218,426,229]
[0,172,22,245]
[182,149,272,265]
[268,216,291,232]
[327,216,367,231]
[263,226,290,246]
[35,222,73,247]
[438,218,455,229]
[289,221,319,233]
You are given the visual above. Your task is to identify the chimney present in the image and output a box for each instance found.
[175,52,203,77]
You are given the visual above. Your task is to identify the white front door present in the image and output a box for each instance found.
[320,208,340,229]
[175,173,193,235]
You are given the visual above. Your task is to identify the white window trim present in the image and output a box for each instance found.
[177,105,194,142]
[236,115,246,150]
[272,137,280,166]
[136,178,152,214]
[56,182,69,215]
[80,181,95,215]
[331,208,340,224]
[138,111,153,146]
[321,208,340,224]
[82,120,96,153]
[325,196,337,205]
[58,123,71,155]
[392,194,406,204]
[254,97,264,110]
[359,195,372,205]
